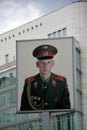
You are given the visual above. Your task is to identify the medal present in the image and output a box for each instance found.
[52,80,56,88]
[34,81,37,89]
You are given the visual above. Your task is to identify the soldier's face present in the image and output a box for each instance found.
[36,59,54,76]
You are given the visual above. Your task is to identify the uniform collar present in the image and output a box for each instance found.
[39,74,51,83]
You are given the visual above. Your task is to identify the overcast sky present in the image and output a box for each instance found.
[0,0,77,34]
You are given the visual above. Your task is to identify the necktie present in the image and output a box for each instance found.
[44,80,48,89]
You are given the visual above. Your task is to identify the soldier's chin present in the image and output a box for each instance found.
[42,72,50,76]
[42,71,49,74]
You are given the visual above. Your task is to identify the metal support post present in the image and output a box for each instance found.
[42,111,51,130]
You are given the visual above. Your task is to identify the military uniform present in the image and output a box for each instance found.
[20,73,70,110]
[20,44,71,111]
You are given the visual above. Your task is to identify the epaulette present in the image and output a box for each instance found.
[54,74,66,81]
[25,75,36,82]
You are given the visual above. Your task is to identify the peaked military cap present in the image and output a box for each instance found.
[33,44,58,60]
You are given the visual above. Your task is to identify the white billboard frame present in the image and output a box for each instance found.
[16,37,76,113]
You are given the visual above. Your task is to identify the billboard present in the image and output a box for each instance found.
[16,38,76,113]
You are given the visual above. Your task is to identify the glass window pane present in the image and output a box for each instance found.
[62,28,67,37]
[57,30,61,37]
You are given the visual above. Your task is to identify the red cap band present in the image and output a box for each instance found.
[37,51,54,57]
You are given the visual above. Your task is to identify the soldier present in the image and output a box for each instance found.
[20,44,71,111]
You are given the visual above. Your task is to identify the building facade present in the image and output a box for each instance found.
[0,1,87,130]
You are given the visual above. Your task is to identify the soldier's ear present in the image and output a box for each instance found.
[36,61,39,68]
[52,60,55,66]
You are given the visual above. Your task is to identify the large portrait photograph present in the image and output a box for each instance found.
[16,38,75,113]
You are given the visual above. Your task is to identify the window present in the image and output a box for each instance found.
[57,30,61,37]
[36,25,38,28]
[5,54,9,64]
[13,56,15,61]
[31,27,33,30]
[48,34,52,38]
[5,37,7,41]
[19,32,21,35]
[40,23,42,26]
[23,30,25,33]
[1,39,3,42]
[13,34,15,37]
[53,32,56,38]
[47,28,66,38]
[27,28,29,31]
[3,95,6,106]
[62,28,67,37]
[9,36,11,39]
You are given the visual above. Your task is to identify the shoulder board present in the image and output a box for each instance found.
[54,74,66,81]
[25,75,36,82]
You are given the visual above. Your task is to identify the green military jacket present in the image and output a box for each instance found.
[20,73,71,111]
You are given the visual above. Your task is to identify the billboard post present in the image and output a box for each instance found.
[42,112,51,130]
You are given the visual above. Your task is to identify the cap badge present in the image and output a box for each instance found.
[43,46,48,49]
[43,51,48,56]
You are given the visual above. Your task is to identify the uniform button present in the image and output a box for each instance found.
[44,86,47,89]
[34,101,37,104]
[45,102,48,106]
[34,96,37,100]
[37,97,41,101]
